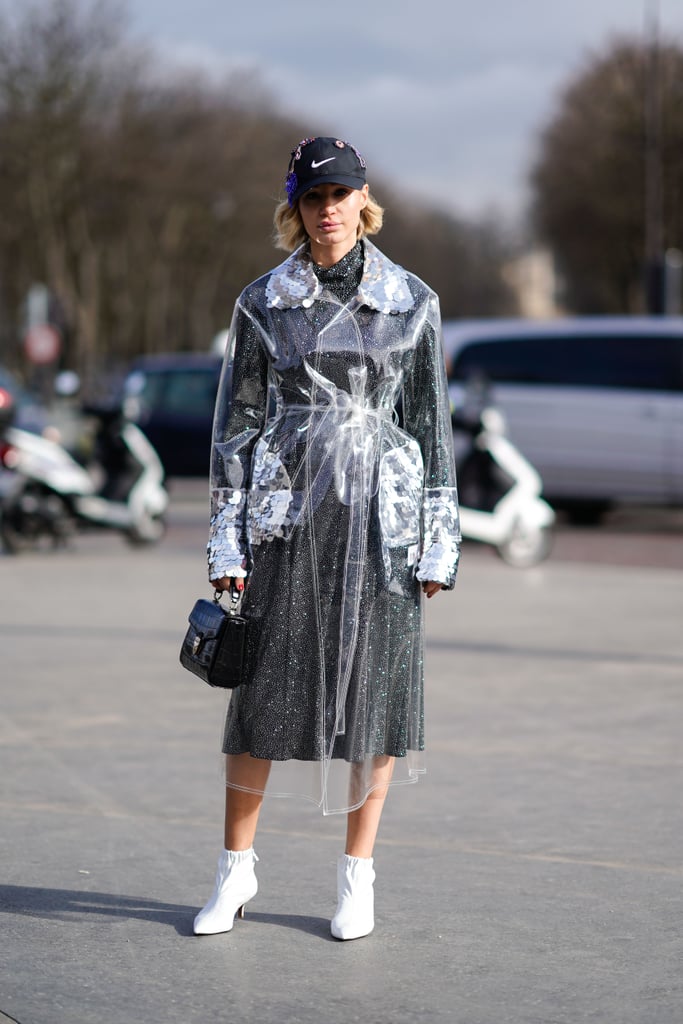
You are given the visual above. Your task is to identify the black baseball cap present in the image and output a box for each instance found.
[285,137,367,206]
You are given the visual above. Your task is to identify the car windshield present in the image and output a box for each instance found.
[162,370,218,415]
[124,366,220,416]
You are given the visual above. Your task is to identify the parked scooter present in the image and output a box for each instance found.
[452,391,555,568]
[0,387,168,553]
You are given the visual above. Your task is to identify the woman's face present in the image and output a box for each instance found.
[298,182,369,266]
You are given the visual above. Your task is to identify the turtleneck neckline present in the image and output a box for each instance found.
[311,240,363,281]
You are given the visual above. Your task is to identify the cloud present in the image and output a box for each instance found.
[125,0,683,218]
[247,56,564,217]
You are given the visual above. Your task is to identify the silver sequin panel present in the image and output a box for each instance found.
[379,441,423,549]
[266,240,414,314]
[207,488,247,579]
[416,487,461,588]
[247,439,295,544]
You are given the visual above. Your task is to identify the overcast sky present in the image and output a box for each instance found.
[20,1,683,222]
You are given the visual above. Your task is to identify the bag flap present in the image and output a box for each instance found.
[186,598,227,641]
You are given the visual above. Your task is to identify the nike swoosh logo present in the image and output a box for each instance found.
[310,157,336,168]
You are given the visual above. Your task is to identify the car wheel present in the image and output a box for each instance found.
[563,501,611,526]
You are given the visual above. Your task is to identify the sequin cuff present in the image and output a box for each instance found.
[416,487,461,589]
[207,489,248,579]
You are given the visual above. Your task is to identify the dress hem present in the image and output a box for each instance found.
[224,769,427,816]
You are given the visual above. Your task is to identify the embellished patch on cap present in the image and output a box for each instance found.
[285,171,298,205]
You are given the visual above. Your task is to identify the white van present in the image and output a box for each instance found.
[444,316,683,521]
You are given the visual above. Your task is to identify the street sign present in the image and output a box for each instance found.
[24,324,61,365]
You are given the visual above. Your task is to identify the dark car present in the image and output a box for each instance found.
[122,353,225,477]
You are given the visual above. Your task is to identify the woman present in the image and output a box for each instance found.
[194,136,460,941]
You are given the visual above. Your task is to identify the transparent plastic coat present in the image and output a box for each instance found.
[208,240,460,814]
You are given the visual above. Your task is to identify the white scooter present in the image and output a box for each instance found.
[452,402,555,568]
[0,392,168,553]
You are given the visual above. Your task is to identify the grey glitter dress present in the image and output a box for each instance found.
[208,240,460,814]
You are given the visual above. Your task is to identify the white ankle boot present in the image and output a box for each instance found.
[193,848,259,935]
[330,854,375,940]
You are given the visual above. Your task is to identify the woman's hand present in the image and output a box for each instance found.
[422,581,443,599]
[211,576,245,593]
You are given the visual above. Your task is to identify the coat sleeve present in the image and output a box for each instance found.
[207,296,269,581]
[401,291,461,589]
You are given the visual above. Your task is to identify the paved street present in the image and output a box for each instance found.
[1,494,682,1024]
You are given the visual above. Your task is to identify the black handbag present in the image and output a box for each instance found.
[179,588,249,688]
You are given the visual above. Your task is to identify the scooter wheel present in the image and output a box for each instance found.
[497,522,553,568]
[0,482,73,554]
[0,510,27,554]
[125,513,166,546]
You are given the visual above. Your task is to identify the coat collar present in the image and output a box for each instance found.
[265,239,414,314]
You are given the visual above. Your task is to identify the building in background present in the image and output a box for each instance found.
[502,248,564,320]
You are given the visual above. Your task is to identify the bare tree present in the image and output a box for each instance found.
[377,185,516,319]
[0,2,303,378]
[0,0,138,375]
[0,0,513,388]
[530,36,683,313]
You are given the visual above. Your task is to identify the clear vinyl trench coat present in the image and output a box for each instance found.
[207,240,460,814]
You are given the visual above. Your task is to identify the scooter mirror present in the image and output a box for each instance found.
[54,370,81,398]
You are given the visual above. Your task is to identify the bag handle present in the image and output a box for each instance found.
[213,585,242,615]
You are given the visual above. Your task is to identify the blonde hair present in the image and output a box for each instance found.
[273,193,384,252]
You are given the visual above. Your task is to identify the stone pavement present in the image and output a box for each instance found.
[0,513,682,1024]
